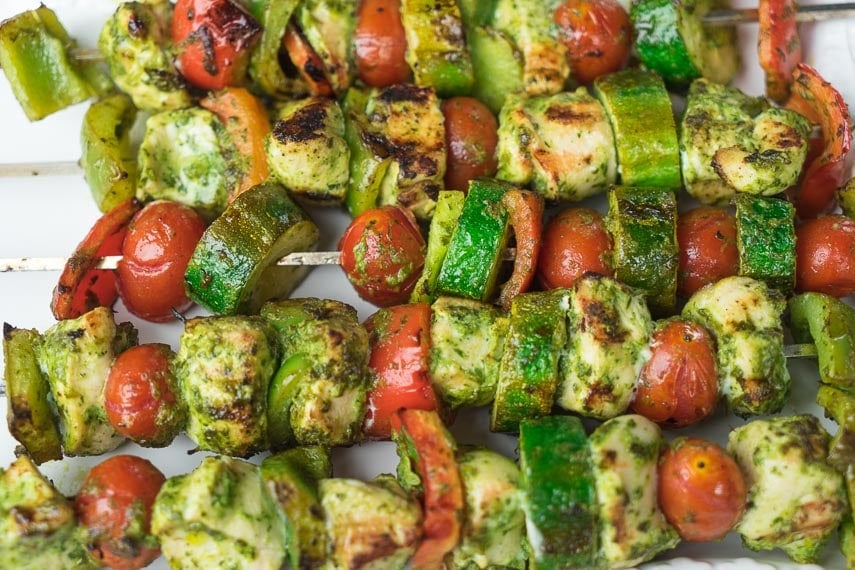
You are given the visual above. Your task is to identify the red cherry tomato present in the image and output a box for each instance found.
[553,0,632,84]
[441,97,499,192]
[354,0,411,87]
[117,200,207,322]
[796,214,855,297]
[363,303,438,439]
[631,320,719,428]
[677,207,739,298]
[75,455,166,570]
[172,0,261,90]
[658,437,747,542]
[105,344,184,447]
[537,207,613,289]
[339,206,426,306]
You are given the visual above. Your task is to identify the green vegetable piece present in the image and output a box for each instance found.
[838,178,855,218]
[296,0,356,94]
[401,0,474,97]
[607,186,679,315]
[3,324,62,465]
[456,0,498,29]
[593,70,681,188]
[0,6,110,121]
[342,88,391,216]
[248,0,307,98]
[491,289,569,433]
[261,447,331,570]
[467,25,524,114]
[788,292,855,388]
[734,194,796,293]
[410,190,465,303]
[435,179,510,302]
[518,415,597,568]
[816,384,855,474]
[80,93,138,213]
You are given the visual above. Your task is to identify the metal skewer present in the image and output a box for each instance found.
[705,2,855,25]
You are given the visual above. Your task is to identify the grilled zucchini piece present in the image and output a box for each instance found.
[266,96,350,205]
[682,276,789,416]
[152,456,288,570]
[496,89,617,202]
[728,415,847,564]
[37,307,134,456]
[734,195,796,293]
[468,25,524,114]
[320,476,423,570]
[589,415,679,568]
[296,0,355,93]
[248,0,308,98]
[410,190,465,303]
[558,275,653,420]
[176,315,280,457]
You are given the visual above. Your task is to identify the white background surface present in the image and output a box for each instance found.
[0,0,854,568]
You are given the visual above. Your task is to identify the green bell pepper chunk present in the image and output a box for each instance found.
[838,178,855,219]
[0,6,111,121]
[816,384,855,474]
[342,88,391,217]
[788,292,855,388]
[248,0,306,98]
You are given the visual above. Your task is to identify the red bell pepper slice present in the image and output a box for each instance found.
[758,0,801,103]
[498,189,543,310]
[786,63,852,219]
[51,198,141,320]
[391,408,463,569]
[363,303,438,440]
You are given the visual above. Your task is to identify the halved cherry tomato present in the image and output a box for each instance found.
[796,214,855,297]
[658,437,747,542]
[758,0,801,103]
[363,303,438,439]
[51,198,141,321]
[200,87,271,201]
[172,0,261,90]
[391,409,463,569]
[553,0,632,84]
[339,205,426,306]
[105,343,184,447]
[75,455,166,570]
[117,200,207,322]
[677,207,739,297]
[441,97,499,192]
[631,320,719,428]
[282,24,334,96]
[499,189,543,309]
[354,0,411,87]
[537,207,613,289]
[787,63,852,219]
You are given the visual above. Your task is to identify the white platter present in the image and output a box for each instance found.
[0,0,853,568]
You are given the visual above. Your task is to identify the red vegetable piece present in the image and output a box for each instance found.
[51,198,141,320]
[537,207,614,290]
[758,0,801,103]
[786,63,852,219]
[498,189,543,310]
[795,214,855,297]
[354,0,411,88]
[553,0,633,84]
[282,24,334,96]
[441,97,499,192]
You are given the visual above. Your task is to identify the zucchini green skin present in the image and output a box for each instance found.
[296,0,355,93]
[734,195,796,293]
[593,70,681,188]
[410,190,465,303]
[607,186,679,315]
[184,182,319,316]
[518,415,598,569]
[3,324,62,465]
[468,25,524,114]
[788,292,855,388]
[491,289,569,433]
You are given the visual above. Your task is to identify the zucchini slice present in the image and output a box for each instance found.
[410,190,465,303]
[734,194,796,293]
[185,182,319,316]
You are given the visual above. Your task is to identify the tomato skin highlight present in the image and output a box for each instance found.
[553,0,632,84]
[117,200,207,322]
[354,0,411,87]
[658,437,747,542]
[631,319,719,428]
[796,214,855,297]
[105,343,184,446]
[441,97,499,192]
[537,207,613,289]
[677,207,739,298]
[339,206,426,307]
[74,455,166,570]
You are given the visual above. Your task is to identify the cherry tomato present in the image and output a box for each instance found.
[537,207,613,289]
[339,205,426,306]
[172,0,261,90]
[117,200,207,322]
[796,214,855,297]
[75,455,166,570]
[441,97,499,192]
[105,344,185,447]
[631,320,718,428]
[677,207,739,298]
[282,24,334,96]
[553,0,632,84]
[354,0,411,87]
[658,437,747,542]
